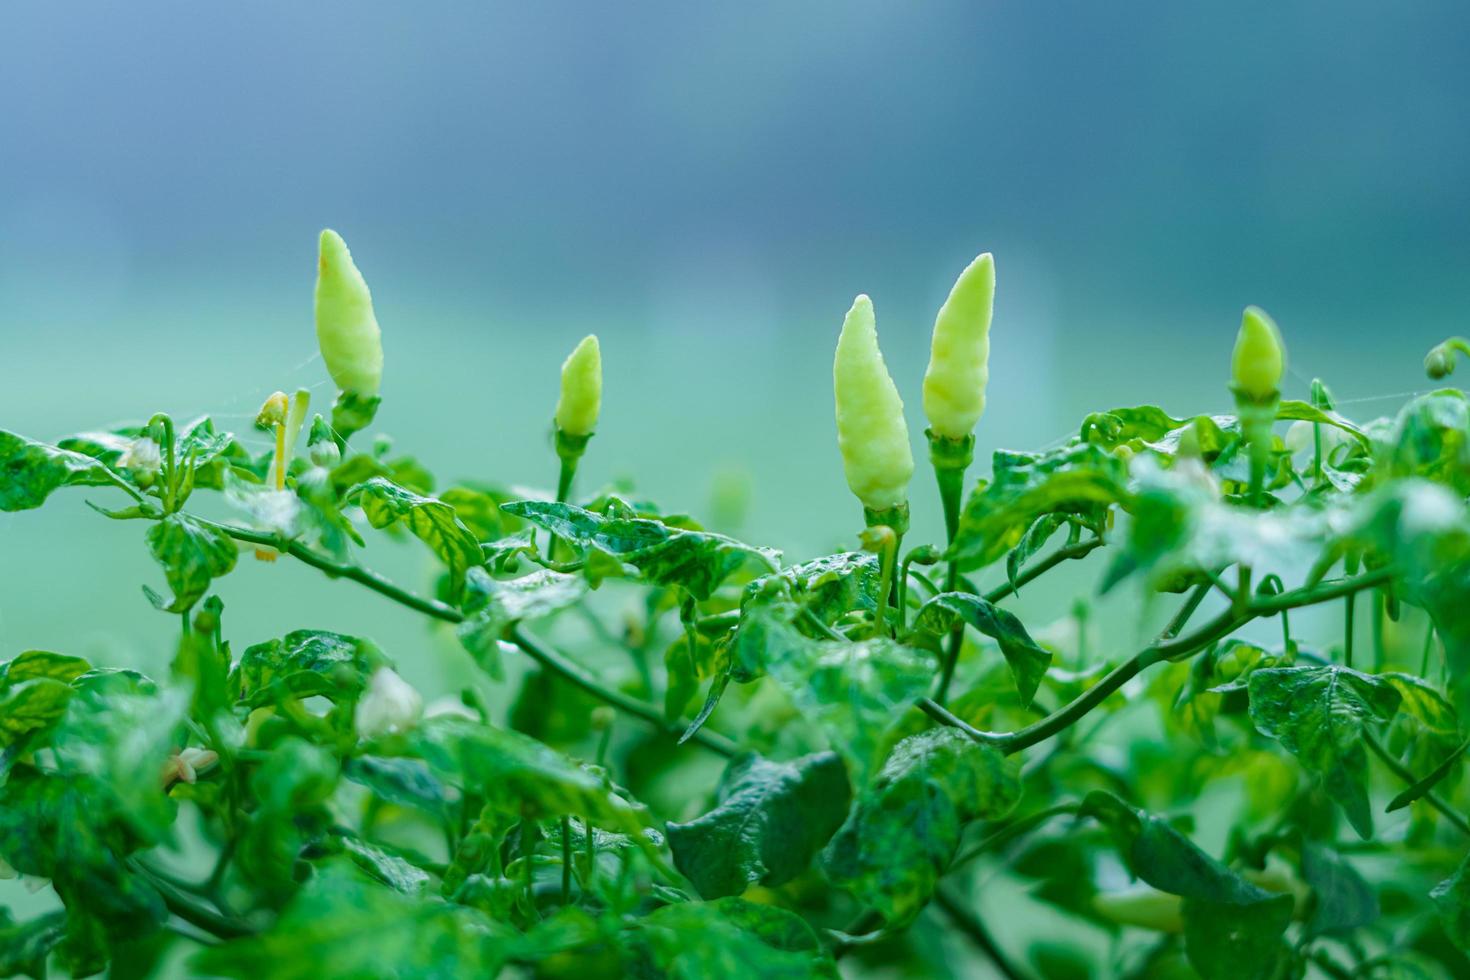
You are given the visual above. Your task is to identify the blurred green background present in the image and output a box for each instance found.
[2,3,1469,972]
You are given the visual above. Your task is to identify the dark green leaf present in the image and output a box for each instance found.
[909,592,1051,706]
[195,862,504,979]
[637,898,838,980]
[1302,843,1378,936]
[1081,791,1293,980]
[0,909,67,980]
[824,728,1020,926]
[666,751,850,898]
[1247,665,1402,838]
[1433,849,1470,956]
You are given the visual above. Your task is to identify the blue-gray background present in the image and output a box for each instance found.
[1,1,1468,965]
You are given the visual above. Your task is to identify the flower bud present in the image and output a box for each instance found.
[118,436,163,488]
[315,229,384,397]
[255,390,289,429]
[923,252,994,440]
[590,706,616,731]
[834,295,914,512]
[355,666,423,739]
[1230,306,1286,400]
[1425,343,1456,380]
[554,334,602,437]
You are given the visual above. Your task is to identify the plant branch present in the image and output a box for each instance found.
[924,569,1393,756]
[934,887,1029,980]
[510,627,737,757]
[980,537,1104,605]
[1363,731,1470,838]
[203,518,737,757]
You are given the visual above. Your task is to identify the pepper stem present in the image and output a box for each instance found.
[928,430,974,704]
[1233,389,1279,509]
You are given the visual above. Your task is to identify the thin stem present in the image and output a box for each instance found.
[1344,593,1356,669]
[924,570,1393,756]
[202,517,735,756]
[934,536,1108,707]
[560,816,573,904]
[980,538,1103,605]
[951,803,1080,870]
[273,422,287,492]
[933,888,1028,980]
[510,627,737,757]
[133,863,254,939]
[582,817,596,888]
[1363,731,1470,837]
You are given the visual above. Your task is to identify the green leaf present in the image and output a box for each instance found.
[195,862,505,980]
[456,568,587,680]
[403,717,652,835]
[666,751,851,899]
[344,756,453,818]
[949,442,1129,571]
[1080,791,1293,980]
[824,728,1020,926]
[742,613,935,777]
[1247,665,1402,838]
[331,390,382,444]
[909,592,1051,706]
[502,500,779,600]
[0,678,74,750]
[145,513,238,612]
[1,650,92,685]
[1432,848,1470,956]
[1302,843,1378,936]
[0,910,67,980]
[339,836,433,895]
[232,629,384,708]
[756,551,880,625]
[348,477,483,594]
[637,898,838,980]
[0,766,167,955]
[0,430,134,511]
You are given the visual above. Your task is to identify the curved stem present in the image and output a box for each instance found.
[980,538,1103,605]
[202,517,735,757]
[1363,731,1470,837]
[510,627,736,757]
[924,570,1392,756]
[934,888,1029,980]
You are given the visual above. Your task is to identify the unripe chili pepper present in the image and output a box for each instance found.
[315,229,384,398]
[1230,306,1286,401]
[554,335,602,438]
[833,294,914,516]
[923,252,994,441]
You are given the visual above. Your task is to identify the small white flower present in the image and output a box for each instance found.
[118,437,163,486]
[161,746,220,788]
[356,667,424,740]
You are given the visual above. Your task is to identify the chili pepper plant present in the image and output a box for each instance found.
[4,232,1470,979]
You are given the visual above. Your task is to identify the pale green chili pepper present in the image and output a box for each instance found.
[923,252,994,441]
[315,229,384,398]
[1230,306,1286,401]
[554,334,602,438]
[834,294,913,520]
